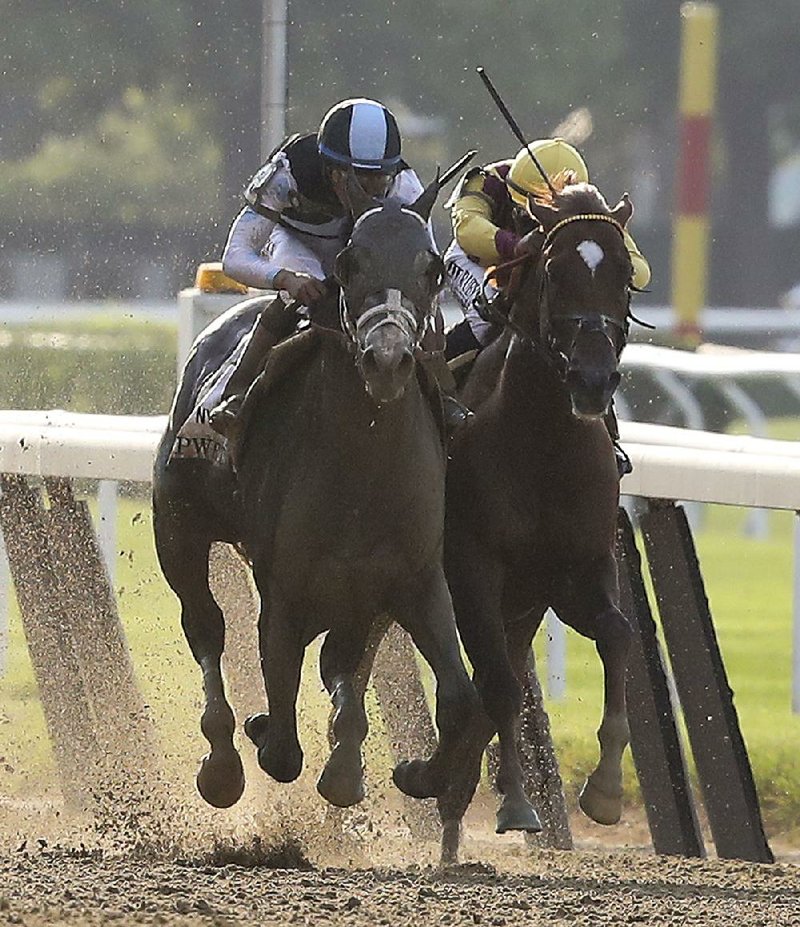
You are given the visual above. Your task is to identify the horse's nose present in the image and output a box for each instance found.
[360,343,415,402]
[566,367,620,416]
[361,342,414,379]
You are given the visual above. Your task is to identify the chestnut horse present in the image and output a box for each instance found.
[439,180,637,863]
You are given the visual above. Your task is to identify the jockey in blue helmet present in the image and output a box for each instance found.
[210,99,431,434]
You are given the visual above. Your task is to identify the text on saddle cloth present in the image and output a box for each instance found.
[169,318,257,465]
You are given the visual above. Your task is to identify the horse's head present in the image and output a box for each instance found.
[521,179,634,419]
[334,174,444,403]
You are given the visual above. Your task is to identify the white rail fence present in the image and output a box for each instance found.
[0,411,798,714]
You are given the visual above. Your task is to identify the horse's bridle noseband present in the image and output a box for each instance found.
[340,287,422,346]
[339,286,437,357]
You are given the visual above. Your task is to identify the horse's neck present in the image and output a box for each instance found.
[494,267,565,420]
[497,334,571,424]
[312,336,437,465]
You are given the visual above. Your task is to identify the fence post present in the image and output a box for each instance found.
[363,619,440,838]
[616,507,705,856]
[640,498,773,862]
[0,475,103,807]
[41,477,162,784]
[0,531,8,677]
[210,542,264,720]
[518,650,573,850]
[793,515,800,715]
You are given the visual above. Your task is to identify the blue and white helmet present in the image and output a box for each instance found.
[317,98,402,172]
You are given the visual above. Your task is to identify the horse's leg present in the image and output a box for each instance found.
[153,514,244,808]
[244,592,305,783]
[489,612,550,833]
[315,621,376,808]
[445,535,541,836]
[434,613,540,865]
[390,566,481,801]
[435,712,494,866]
[552,557,632,825]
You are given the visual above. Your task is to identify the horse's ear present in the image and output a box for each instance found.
[344,170,379,218]
[414,250,445,294]
[526,197,559,232]
[334,245,359,287]
[610,192,633,228]
[410,173,441,221]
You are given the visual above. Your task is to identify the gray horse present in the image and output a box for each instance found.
[153,176,479,813]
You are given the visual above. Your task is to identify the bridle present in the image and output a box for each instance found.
[339,286,435,354]
[487,212,634,378]
[337,204,441,358]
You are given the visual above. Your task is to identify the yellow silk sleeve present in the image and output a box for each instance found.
[624,229,651,289]
[451,176,502,265]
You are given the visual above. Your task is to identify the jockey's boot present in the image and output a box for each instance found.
[209,296,298,438]
[444,318,483,362]
[604,402,633,479]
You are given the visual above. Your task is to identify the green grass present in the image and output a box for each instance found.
[0,315,177,415]
[1,489,798,843]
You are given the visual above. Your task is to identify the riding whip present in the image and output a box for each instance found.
[476,67,557,198]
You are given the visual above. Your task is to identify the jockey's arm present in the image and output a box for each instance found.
[623,229,651,290]
[222,206,284,290]
[451,175,520,267]
[222,206,327,302]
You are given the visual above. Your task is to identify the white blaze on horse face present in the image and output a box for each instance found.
[386,288,402,310]
[577,240,605,276]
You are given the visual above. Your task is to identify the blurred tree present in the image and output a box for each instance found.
[0,1,259,218]
[2,0,795,304]
[0,85,221,228]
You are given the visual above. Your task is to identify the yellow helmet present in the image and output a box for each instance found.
[506,138,589,207]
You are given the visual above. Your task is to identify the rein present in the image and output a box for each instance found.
[487,212,634,375]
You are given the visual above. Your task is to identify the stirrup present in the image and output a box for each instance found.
[614,442,633,479]
[442,394,474,433]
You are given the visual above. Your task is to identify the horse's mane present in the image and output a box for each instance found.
[531,171,610,217]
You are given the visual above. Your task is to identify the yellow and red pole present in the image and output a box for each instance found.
[671,2,719,346]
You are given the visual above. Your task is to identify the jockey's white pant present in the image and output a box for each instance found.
[443,240,498,346]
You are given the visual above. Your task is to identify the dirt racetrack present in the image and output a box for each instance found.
[1,795,798,927]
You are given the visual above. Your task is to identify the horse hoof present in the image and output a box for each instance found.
[496,796,542,834]
[316,744,365,808]
[579,776,622,825]
[392,759,439,799]
[245,713,302,782]
[256,743,303,783]
[196,749,245,808]
[244,712,270,748]
[439,820,461,868]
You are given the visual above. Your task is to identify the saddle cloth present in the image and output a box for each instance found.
[169,323,320,467]
[169,322,256,465]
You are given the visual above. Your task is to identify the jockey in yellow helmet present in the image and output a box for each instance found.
[443,138,650,357]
